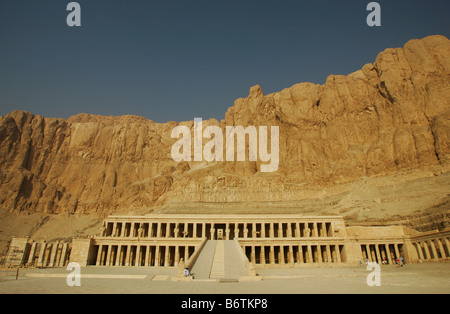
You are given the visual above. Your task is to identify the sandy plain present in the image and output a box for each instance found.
[0,262,449,294]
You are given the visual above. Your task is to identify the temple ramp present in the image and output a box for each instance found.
[190,240,248,280]
[223,240,249,280]
[190,240,217,279]
[209,240,225,278]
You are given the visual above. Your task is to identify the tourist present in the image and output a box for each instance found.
[183,267,191,277]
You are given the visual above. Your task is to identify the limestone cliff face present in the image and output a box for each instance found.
[0,35,449,217]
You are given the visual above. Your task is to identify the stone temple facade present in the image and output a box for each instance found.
[4,214,450,279]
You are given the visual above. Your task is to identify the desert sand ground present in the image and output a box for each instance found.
[1,262,449,294]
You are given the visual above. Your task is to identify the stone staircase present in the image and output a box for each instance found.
[190,240,248,280]
[190,240,216,279]
[209,240,225,278]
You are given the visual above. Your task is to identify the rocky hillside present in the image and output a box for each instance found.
[0,35,449,224]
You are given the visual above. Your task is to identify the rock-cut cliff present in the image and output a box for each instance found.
[0,35,449,219]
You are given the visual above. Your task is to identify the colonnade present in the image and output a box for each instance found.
[360,243,403,264]
[94,243,196,267]
[26,241,70,267]
[101,220,336,240]
[242,243,346,265]
[413,237,450,261]
[8,216,450,268]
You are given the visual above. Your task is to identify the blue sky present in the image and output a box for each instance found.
[0,0,449,122]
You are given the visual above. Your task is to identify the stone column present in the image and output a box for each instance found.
[278,223,283,238]
[415,242,424,260]
[436,239,446,259]
[130,223,136,237]
[317,246,323,263]
[394,244,401,260]
[260,246,266,265]
[148,223,153,238]
[111,222,117,237]
[243,223,248,239]
[385,244,393,264]
[322,223,327,237]
[133,246,138,266]
[112,245,118,266]
[156,223,162,238]
[155,245,160,267]
[165,223,171,238]
[234,225,240,239]
[269,223,274,238]
[259,223,265,239]
[184,246,189,263]
[307,245,313,263]
[95,245,103,266]
[211,223,215,240]
[112,246,118,266]
[49,242,59,267]
[60,243,69,267]
[428,240,438,260]
[117,245,123,266]
[335,245,342,263]
[174,223,179,238]
[298,246,304,263]
[110,244,120,266]
[136,246,143,266]
[279,246,285,264]
[444,238,450,257]
[125,245,132,266]
[313,223,318,238]
[375,244,381,263]
[364,244,370,261]
[287,223,292,238]
[144,245,149,266]
[326,245,332,263]
[289,246,294,265]
[184,222,189,238]
[119,223,124,237]
[422,242,431,260]
[269,245,275,264]
[174,245,180,267]
[105,245,113,266]
[251,246,256,264]
[27,242,37,266]
[127,223,132,237]
[164,246,170,267]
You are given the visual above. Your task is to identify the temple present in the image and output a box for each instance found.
[4,214,450,279]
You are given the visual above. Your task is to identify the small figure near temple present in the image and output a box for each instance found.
[183,267,192,277]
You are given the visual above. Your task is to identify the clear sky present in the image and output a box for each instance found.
[0,0,449,123]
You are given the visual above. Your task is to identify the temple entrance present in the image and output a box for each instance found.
[217,229,224,240]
